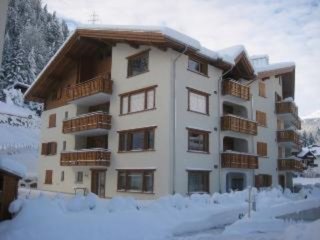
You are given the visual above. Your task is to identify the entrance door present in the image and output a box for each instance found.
[91,170,106,198]
[278,175,285,189]
[231,177,244,191]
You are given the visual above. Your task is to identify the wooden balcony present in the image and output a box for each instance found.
[222,80,250,101]
[277,130,300,147]
[221,152,258,169]
[278,159,304,172]
[221,115,257,135]
[60,149,111,167]
[63,112,111,135]
[65,75,113,105]
[276,101,301,129]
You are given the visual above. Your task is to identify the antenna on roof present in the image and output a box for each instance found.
[88,11,99,25]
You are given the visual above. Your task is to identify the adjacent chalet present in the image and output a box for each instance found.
[24,25,303,199]
[0,158,26,220]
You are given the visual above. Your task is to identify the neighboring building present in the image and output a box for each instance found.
[0,0,9,67]
[24,26,302,199]
[0,158,26,220]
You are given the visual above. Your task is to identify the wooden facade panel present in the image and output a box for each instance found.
[60,150,111,167]
[0,173,19,220]
[221,152,258,169]
[277,130,300,145]
[256,111,267,127]
[222,80,250,101]
[278,159,304,172]
[63,112,112,134]
[275,101,301,129]
[221,115,257,135]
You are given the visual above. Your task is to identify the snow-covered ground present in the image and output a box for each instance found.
[0,101,40,177]
[294,177,320,186]
[0,187,320,240]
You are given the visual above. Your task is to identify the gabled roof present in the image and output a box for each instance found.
[0,157,26,178]
[25,25,236,101]
[217,45,255,79]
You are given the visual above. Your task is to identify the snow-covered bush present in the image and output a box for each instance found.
[106,196,140,212]
[9,199,25,214]
[66,193,99,212]
[4,88,24,107]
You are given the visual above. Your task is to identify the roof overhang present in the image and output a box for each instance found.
[25,28,232,102]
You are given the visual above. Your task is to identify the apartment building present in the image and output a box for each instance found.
[24,26,303,199]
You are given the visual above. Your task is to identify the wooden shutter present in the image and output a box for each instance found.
[259,81,266,97]
[256,111,267,127]
[255,175,261,188]
[257,142,267,156]
[45,170,53,184]
[48,114,56,128]
[41,143,48,155]
[51,142,57,155]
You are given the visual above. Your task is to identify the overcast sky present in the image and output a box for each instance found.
[42,0,320,117]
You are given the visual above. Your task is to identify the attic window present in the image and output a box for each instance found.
[127,50,149,77]
[188,57,208,76]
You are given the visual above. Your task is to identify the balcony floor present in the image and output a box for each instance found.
[69,92,111,106]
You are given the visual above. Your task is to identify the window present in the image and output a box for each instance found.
[187,88,209,115]
[118,127,155,152]
[45,170,53,184]
[127,50,149,77]
[188,57,208,75]
[64,111,68,119]
[120,86,156,115]
[255,174,272,188]
[188,171,209,193]
[41,142,57,155]
[76,172,83,183]
[48,114,56,128]
[187,128,210,153]
[117,170,154,193]
[256,111,267,127]
[63,141,66,151]
[257,142,268,157]
[61,171,64,182]
[259,81,266,97]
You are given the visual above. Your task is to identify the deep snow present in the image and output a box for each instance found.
[1,187,320,240]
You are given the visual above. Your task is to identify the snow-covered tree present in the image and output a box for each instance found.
[308,133,316,146]
[301,131,308,147]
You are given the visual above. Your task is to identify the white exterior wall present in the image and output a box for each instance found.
[251,76,283,187]
[173,54,222,194]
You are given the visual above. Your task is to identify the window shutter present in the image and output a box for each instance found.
[259,82,266,97]
[45,170,53,184]
[41,143,48,155]
[257,142,267,156]
[49,114,56,128]
[51,142,57,155]
[256,111,267,127]
[255,175,261,188]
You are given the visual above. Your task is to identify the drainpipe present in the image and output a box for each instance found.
[171,45,188,194]
[217,65,234,193]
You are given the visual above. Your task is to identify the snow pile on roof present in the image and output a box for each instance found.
[216,45,245,65]
[302,110,320,120]
[78,24,202,50]
[255,62,295,73]
[250,54,269,68]
[0,157,26,178]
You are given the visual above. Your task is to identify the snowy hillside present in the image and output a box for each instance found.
[301,110,320,145]
[0,101,40,177]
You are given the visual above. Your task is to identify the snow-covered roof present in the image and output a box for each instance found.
[0,157,26,178]
[217,45,246,65]
[250,54,269,60]
[255,62,295,73]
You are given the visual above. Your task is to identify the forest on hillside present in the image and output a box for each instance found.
[0,0,69,102]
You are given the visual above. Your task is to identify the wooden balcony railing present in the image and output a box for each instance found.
[221,115,257,135]
[63,112,111,134]
[278,159,304,172]
[276,101,301,129]
[60,149,111,167]
[65,75,113,102]
[222,80,250,101]
[221,152,258,169]
[277,130,300,146]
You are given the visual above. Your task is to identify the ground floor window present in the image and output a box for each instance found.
[76,172,83,183]
[255,174,272,188]
[117,170,154,193]
[188,171,209,193]
[226,172,246,192]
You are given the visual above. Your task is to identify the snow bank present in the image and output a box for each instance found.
[0,101,34,118]
[1,187,320,240]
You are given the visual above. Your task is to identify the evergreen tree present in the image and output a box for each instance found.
[308,133,316,146]
[301,130,308,147]
[0,0,69,107]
